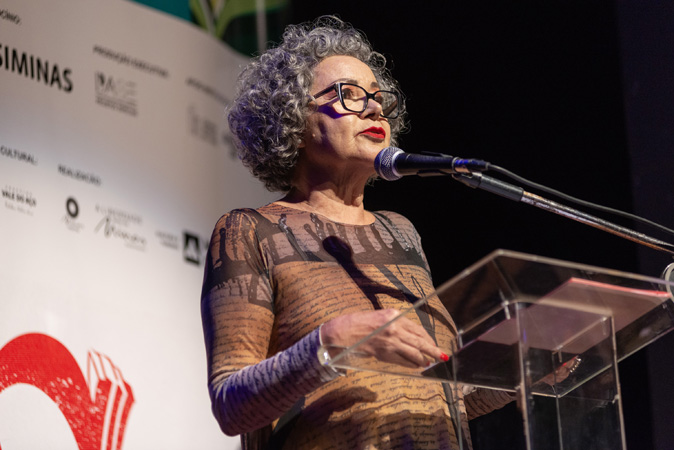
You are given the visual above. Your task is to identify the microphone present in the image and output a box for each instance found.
[374,147,490,181]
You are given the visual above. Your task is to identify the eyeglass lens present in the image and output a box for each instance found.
[339,84,399,118]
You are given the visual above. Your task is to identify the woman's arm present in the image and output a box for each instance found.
[202,211,340,435]
[206,325,338,435]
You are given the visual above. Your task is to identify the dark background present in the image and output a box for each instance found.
[279,2,674,448]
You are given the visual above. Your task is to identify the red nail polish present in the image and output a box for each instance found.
[440,352,449,362]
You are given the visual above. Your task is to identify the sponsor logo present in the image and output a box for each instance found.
[187,105,218,147]
[92,45,169,79]
[222,132,237,158]
[62,196,84,232]
[155,230,179,250]
[0,43,73,92]
[94,204,146,250]
[2,185,36,215]
[94,72,137,116]
[67,197,79,218]
[0,144,37,165]
[185,77,228,106]
[0,333,134,450]
[183,231,209,265]
[58,163,102,186]
[0,8,21,25]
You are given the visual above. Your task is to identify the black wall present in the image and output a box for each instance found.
[616,2,674,449]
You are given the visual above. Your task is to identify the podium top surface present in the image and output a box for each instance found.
[326,250,674,385]
[439,249,672,338]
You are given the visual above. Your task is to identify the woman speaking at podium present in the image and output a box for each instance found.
[200,16,511,449]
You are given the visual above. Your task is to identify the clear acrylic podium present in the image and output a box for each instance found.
[322,250,674,450]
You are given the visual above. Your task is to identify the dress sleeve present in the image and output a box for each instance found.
[200,210,338,436]
[463,388,516,420]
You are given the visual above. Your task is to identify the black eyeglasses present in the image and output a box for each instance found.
[312,82,401,119]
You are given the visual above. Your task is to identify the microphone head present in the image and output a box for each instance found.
[374,146,404,181]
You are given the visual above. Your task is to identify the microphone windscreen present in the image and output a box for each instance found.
[374,146,404,181]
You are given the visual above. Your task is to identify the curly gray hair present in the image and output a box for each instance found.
[227,16,408,192]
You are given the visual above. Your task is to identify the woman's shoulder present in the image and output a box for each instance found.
[372,209,414,227]
[211,207,275,236]
[373,210,425,244]
[213,207,257,226]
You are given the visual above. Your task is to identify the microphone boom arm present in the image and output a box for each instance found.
[453,172,674,255]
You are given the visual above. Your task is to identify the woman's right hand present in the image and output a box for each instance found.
[320,309,448,369]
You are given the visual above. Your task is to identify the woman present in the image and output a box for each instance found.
[201,16,511,449]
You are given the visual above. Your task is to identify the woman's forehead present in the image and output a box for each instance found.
[312,55,378,87]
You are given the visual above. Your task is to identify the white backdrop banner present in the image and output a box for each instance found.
[0,1,273,449]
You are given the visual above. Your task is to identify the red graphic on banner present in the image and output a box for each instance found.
[0,333,134,450]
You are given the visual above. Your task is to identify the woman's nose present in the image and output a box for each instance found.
[360,96,383,120]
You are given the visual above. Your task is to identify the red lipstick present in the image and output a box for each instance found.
[360,127,386,140]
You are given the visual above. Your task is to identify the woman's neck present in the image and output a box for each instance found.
[278,185,374,225]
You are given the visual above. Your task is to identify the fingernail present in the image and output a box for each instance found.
[440,352,449,362]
